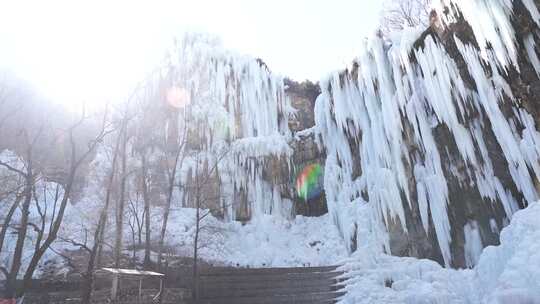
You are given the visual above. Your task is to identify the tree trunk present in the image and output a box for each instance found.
[131,223,137,263]
[0,194,22,253]
[156,160,178,270]
[96,130,123,268]
[141,153,152,268]
[192,203,200,300]
[6,164,32,298]
[192,167,202,301]
[157,110,188,270]
[22,170,75,292]
[80,247,97,304]
[137,221,143,247]
[21,111,110,294]
[114,129,128,268]
[81,140,122,302]
[156,191,172,271]
[81,197,111,304]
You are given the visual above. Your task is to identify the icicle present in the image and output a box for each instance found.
[437,0,519,70]
[522,0,540,26]
[524,34,540,77]
[167,33,294,220]
[314,1,540,266]
[464,221,483,268]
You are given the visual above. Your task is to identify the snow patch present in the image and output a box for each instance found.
[338,202,540,304]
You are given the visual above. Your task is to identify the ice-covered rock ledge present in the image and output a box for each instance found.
[314,0,540,268]
[337,202,540,304]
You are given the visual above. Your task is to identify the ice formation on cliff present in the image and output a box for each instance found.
[315,0,540,266]
[163,34,295,220]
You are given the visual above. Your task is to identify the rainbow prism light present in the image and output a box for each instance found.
[296,163,323,201]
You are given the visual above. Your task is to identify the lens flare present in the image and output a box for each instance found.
[296,163,323,201]
[166,87,191,108]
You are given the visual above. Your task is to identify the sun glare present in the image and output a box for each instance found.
[166,87,191,109]
[0,0,382,113]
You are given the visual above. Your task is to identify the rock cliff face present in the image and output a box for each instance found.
[395,0,540,267]
[311,0,540,268]
[179,78,328,220]
[279,79,327,217]
[162,1,540,269]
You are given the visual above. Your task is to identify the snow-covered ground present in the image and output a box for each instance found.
[3,140,540,304]
[1,146,348,280]
[216,213,347,267]
[2,199,347,279]
[155,207,348,267]
[338,202,540,304]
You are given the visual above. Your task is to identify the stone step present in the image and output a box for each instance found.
[198,278,341,290]
[200,283,346,298]
[199,266,338,276]
[192,266,346,304]
[188,291,346,304]
[199,271,343,283]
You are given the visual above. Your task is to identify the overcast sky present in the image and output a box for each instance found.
[0,0,383,109]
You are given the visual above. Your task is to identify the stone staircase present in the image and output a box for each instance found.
[188,266,345,304]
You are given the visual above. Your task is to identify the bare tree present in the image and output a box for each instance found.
[54,225,100,304]
[127,190,145,262]
[20,108,113,294]
[114,113,130,269]
[63,107,128,304]
[380,0,430,34]
[0,77,44,291]
[132,93,160,269]
[1,127,42,297]
[94,105,135,269]
[0,104,112,297]
[140,151,152,268]
[0,193,23,258]
[156,111,189,271]
[183,117,232,300]
[188,151,229,300]
[80,121,125,304]
[0,153,28,264]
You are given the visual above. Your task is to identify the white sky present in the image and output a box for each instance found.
[0,0,382,110]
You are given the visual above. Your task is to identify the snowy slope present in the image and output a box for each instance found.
[148,207,347,267]
[338,202,540,304]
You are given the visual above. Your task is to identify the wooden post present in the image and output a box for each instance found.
[158,279,164,304]
[111,274,119,300]
[138,278,143,303]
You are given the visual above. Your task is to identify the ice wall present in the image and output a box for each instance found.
[315,0,540,267]
[163,34,295,220]
[157,1,540,268]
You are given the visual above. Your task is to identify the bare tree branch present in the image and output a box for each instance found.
[0,160,27,177]
[0,266,8,279]
[58,236,92,254]
[380,0,430,34]
[49,246,80,274]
